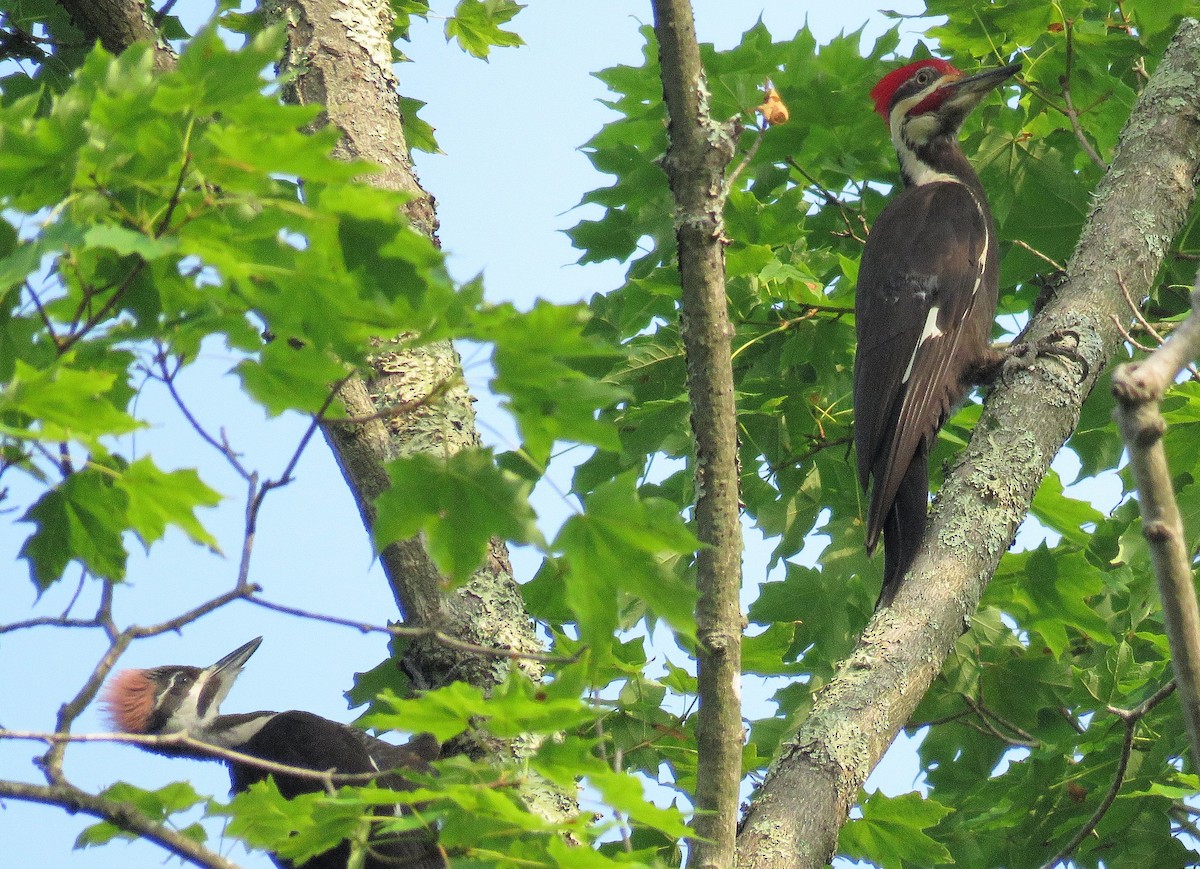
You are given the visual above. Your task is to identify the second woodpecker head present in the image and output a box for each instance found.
[103,637,262,738]
[870,58,1020,184]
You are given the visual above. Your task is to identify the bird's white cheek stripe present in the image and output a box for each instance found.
[903,305,943,383]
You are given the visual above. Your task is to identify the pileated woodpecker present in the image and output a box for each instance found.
[854,59,1020,607]
[103,637,445,869]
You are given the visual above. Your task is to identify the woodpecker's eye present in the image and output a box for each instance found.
[915,69,932,85]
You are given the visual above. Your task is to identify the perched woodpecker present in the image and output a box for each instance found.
[103,637,445,869]
[854,59,1021,607]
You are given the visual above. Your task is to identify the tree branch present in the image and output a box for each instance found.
[2,729,416,789]
[1041,680,1178,868]
[1112,267,1200,763]
[650,2,743,866]
[263,0,550,699]
[0,778,243,869]
[736,17,1200,869]
[262,0,569,825]
[55,0,173,70]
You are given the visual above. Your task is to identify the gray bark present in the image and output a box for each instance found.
[737,17,1200,869]
[651,0,745,865]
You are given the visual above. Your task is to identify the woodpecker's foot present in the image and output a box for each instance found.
[1001,328,1088,385]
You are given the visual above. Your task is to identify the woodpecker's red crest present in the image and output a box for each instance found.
[870,58,961,117]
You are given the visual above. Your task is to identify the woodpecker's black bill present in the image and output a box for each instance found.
[947,62,1021,98]
[209,636,262,677]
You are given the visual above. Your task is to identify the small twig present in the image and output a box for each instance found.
[3,729,407,787]
[761,434,853,480]
[961,693,1039,748]
[1058,707,1087,735]
[1111,315,1159,355]
[725,118,761,193]
[154,132,193,237]
[912,709,973,728]
[152,0,181,28]
[1112,271,1200,379]
[738,304,856,329]
[0,615,106,635]
[1060,20,1108,171]
[59,567,89,619]
[21,279,61,346]
[784,157,869,244]
[58,258,148,355]
[1112,0,1135,35]
[1117,269,1165,343]
[1041,680,1177,869]
[152,347,252,480]
[244,595,580,665]
[260,372,355,499]
[1012,238,1066,272]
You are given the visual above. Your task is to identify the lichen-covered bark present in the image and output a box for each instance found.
[263,0,545,692]
[58,0,174,70]
[61,0,562,818]
[736,17,1200,869]
[263,0,569,825]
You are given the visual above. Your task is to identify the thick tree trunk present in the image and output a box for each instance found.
[736,18,1200,869]
[60,0,567,824]
[264,0,544,695]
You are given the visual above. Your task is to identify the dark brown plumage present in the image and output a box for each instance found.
[855,59,1020,606]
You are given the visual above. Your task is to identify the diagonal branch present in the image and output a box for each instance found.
[736,17,1200,869]
[0,778,242,869]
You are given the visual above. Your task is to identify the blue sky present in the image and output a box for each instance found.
[0,3,937,867]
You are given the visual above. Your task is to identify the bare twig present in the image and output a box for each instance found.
[1112,271,1200,379]
[244,595,579,664]
[1041,681,1177,868]
[2,729,416,787]
[0,778,241,869]
[961,693,1039,748]
[1060,20,1109,171]
[1012,238,1066,272]
[785,157,869,244]
[151,347,252,480]
[1112,267,1200,766]
[725,118,760,193]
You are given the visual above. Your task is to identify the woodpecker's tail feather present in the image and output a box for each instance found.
[875,447,929,609]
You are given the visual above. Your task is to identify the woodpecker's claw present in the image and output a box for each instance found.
[1001,328,1088,385]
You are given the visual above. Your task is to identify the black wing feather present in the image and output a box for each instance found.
[854,180,992,599]
[232,711,445,869]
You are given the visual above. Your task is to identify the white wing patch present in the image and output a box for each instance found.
[205,713,275,749]
[902,305,943,383]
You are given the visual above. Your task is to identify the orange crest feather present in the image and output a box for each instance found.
[102,669,156,733]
